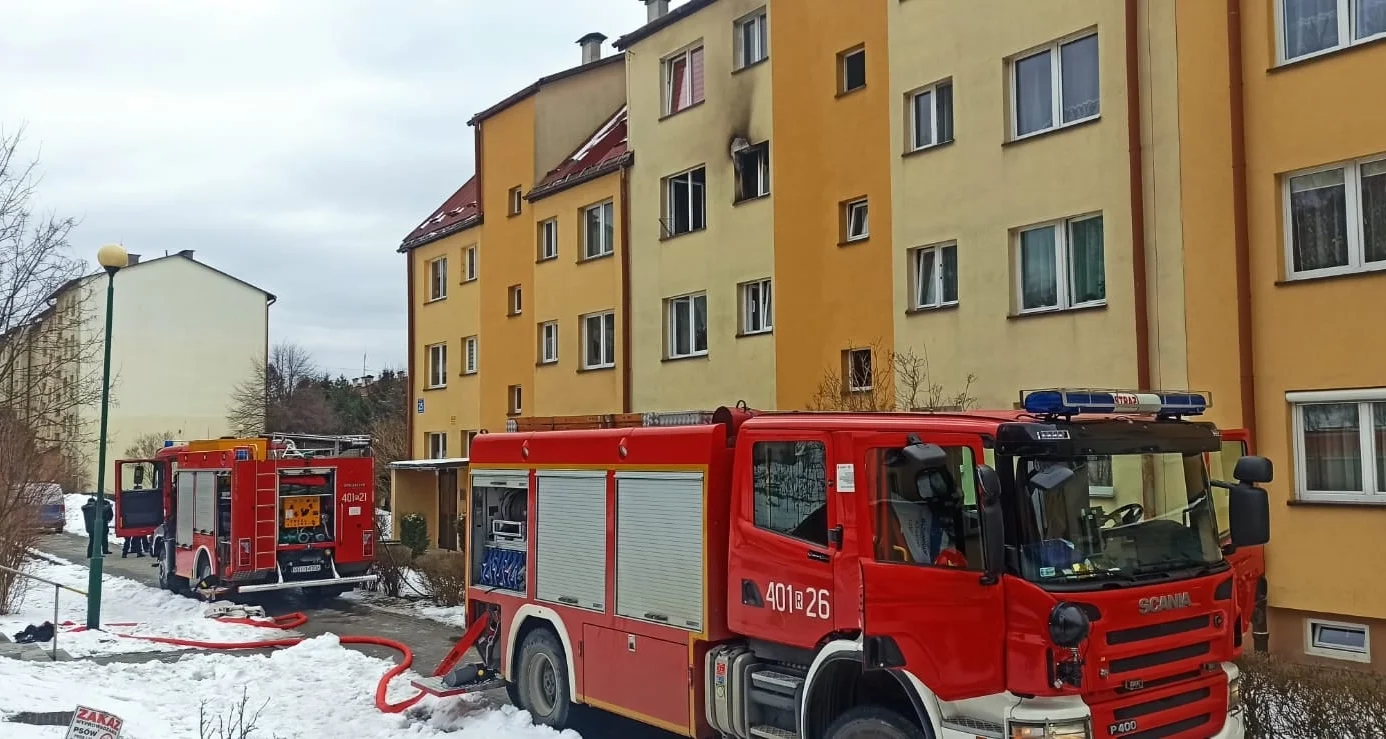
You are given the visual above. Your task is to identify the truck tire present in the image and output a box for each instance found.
[159,545,188,595]
[825,706,930,739]
[515,629,571,729]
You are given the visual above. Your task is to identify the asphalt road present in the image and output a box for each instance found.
[36,532,676,739]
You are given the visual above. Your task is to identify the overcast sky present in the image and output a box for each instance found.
[0,0,666,379]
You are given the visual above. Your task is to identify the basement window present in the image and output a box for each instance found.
[1306,618,1370,663]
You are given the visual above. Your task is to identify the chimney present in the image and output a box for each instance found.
[177,249,195,260]
[578,32,607,65]
[644,0,669,22]
[127,253,141,265]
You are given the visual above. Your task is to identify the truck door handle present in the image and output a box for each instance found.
[808,551,830,563]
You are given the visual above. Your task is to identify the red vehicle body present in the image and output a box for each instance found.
[431,391,1272,739]
[112,434,378,599]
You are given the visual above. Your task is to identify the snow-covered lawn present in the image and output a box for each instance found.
[1,634,577,739]
[0,554,290,657]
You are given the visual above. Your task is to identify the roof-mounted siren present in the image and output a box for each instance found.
[1020,389,1211,419]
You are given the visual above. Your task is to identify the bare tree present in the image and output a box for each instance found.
[226,341,330,435]
[124,430,175,458]
[367,400,406,509]
[809,338,978,413]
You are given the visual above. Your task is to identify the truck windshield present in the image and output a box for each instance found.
[1011,452,1224,584]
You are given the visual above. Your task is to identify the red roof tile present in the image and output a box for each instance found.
[399,176,480,251]
[527,106,630,201]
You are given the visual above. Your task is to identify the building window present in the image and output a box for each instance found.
[845,348,872,393]
[1011,31,1099,139]
[428,257,447,301]
[463,336,478,375]
[1283,155,1386,279]
[508,385,523,416]
[840,47,866,93]
[464,245,478,282]
[1279,0,1386,62]
[584,201,615,259]
[1014,214,1105,313]
[666,167,707,236]
[583,311,616,369]
[751,440,828,547]
[741,279,772,334]
[427,343,447,388]
[539,219,558,261]
[843,198,869,242]
[508,285,522,316]
[664,45,705,116]
[539,321,558,364]
[1289,389,1386,504]
[736,9,768,69]
[462,430,479,457]
[910,80,954,151]
[666,293,708,359]
[509,186,523,216]
[911,243,958,309]
[427,432,448,460]
[1306,618,1371,663]
[734,142,770,202]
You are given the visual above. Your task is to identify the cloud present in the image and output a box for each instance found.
[0,0,657,378]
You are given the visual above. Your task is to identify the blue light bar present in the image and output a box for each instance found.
[1021,389,1210,417]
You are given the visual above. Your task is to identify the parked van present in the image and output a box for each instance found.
[24,483,65,533]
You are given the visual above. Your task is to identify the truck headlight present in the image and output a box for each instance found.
[1228,674,1243,711]
[1009,719,1091,739]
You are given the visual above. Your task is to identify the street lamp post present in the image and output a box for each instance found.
[86,243,128,630]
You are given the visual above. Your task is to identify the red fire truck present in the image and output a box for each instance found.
[424,389,1272,739]
[111,434,379,601]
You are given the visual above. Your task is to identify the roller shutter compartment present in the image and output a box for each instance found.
[176,472,196,547]
[615,471,705,631]
[535,470,607,612]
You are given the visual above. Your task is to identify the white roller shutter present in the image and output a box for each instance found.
[176,472,196,546]
[615,471,705,632]
[193,471,216,534]
[535,470,607,612]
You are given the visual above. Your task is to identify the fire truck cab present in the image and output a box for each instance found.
[444,390,1270,739]
[112,434,379,600]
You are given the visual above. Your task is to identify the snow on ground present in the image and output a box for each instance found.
[343,568,469,628]
[0,554,292,657]
[0,634,579,739]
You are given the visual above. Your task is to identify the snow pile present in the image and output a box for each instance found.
[0,635,578,739]
[0,555,292,657]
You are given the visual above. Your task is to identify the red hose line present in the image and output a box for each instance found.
[60,612,425,714]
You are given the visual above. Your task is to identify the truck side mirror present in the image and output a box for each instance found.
[1233,455,1273,485]
[1228,483,1270,548]
[903,436,948,468]
[976,464,1005,584]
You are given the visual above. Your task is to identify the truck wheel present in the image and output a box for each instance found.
[825,706,930,739]
[516,629,571,728]
[159,546,188,595]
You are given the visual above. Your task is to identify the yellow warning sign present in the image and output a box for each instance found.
[281,496,321,528]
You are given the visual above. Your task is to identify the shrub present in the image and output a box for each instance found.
[398,512,429,557]
[1239,651,1386,738]
[371,542,413,598]
[414,550,467,607]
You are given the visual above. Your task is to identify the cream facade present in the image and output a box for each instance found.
[617,0,777,413]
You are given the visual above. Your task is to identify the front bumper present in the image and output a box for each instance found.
[1212,708,1244,739]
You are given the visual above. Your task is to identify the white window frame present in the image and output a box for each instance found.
[539,219,558,261]
[1305,617,1372,663]
[663,44,705,116]
[841,48,867,93]
[427,343,447,389]
[666,167,707,236]
[584,201,615,259]
[582,311,616,370]
[735,143,770,202]
[1275,0,1386,64]
[539,321,558,364]
[1012,213,1106,314]
[462,430,479,457]
[845,199,869,242]
[464,245,478,282]
[509,187,523,215]
[428,257,447,301]
[1281,154,1386,281]
[463,336,478,375]
[911,242,959,310]
[741,279,772,334]
[509,385,523,416]
[846,348,873,393]
[909,79,953,152]
[1287,388,1386,504]
[736,9,768,69]
[1008,30,1100,141]
[509,285,523,315]
[666,293,709,359]
[426,432,448,460]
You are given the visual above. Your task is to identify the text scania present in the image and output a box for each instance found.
[1137,591,1194,615]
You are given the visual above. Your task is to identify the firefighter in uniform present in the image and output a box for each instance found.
[82,495,113,558]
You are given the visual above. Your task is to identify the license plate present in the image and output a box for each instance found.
[291,564,322,574]
[282,496,321,528]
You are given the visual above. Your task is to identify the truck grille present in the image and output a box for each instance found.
[1108,642,1211,674]
[1107,615,1210,646]
[1090,673,1225,739]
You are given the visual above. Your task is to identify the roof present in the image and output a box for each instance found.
[467,54,625,128]
[398,177,481,252]
[614,0,719,49]
[51,251,275,304]
[390,457,470,471]
[527,106,631,201]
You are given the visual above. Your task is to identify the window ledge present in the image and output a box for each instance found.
[905,302,959,317]
[1275,266,1386,287]
[1271,34,1386,73]
[1287,498,1386,509]
[460,278,477,285]
[423,385,448,392]
[1003,115,1101,148]
[578,364,616,374]
[660,226,707,243]
[733,57,769,75]
[903,139,955,160]
[506,312,522,318]
[536,360,558,367]
[836,84,868,100]
[460,371,478,378]
[733,192,770,207]
[424,296,447,305]
[838,236,871,247]
[579,251,616,264]
[736,328,773,339]
[1007,302,1107,321]
[662,353,709,364]
[660,100,706,122]
[537,255,558,264]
